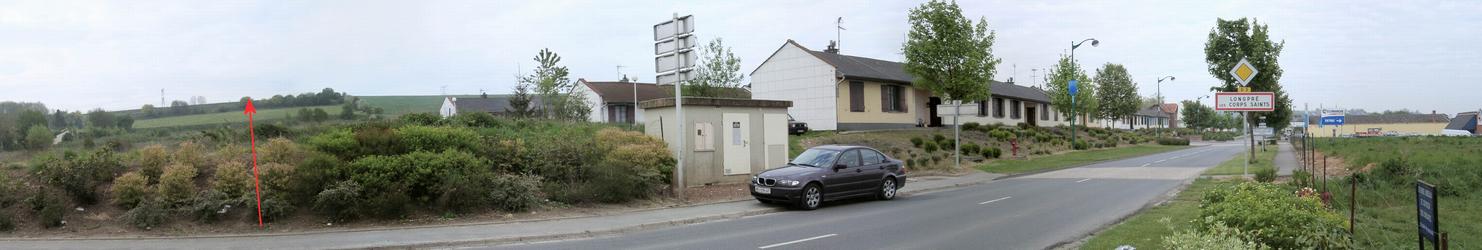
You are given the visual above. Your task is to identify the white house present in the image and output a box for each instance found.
[439,97,457,118]
[436,95,540,118]
[750,40,934,131]
[575,79,667,124]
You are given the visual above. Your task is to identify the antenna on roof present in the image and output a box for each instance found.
[835,17,846,52]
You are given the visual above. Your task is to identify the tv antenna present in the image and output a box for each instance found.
[835,17,846,51]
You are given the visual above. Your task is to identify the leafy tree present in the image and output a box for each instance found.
[506,81,537,118]
[1204,18,1292,131]
[16,110,47,133]
[902,0,1000,103]
[518,49,588,120]
[25,125,51,150]
[169,100,193,115]
[340,98,357,120]
[1093,63,1139,129]
[51,110,68,129]
[85,109,115,128]
[115,116,134,130]
[1181,100,1217,131]
[140,105,157,118]
[1044,55,1097,126]
[686,38,745,97]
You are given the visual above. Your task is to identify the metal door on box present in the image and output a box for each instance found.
[722,113,751,175]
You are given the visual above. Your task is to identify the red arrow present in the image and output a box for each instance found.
[244,99,264,228]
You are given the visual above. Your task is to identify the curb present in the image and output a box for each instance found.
[992,145,1206,180]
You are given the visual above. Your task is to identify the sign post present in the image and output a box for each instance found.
[655,13,696,198]
[1215,91,1273,177]
[1417,180,1440,250]
[1069,79,1078,146]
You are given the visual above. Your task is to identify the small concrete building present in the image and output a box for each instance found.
[641,97,793,187]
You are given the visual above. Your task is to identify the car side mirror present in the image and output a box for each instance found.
[833,164,848,171]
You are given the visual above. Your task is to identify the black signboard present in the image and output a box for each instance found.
[1416,180,1439,248]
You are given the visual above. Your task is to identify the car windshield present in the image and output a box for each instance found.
[789,149,839,168]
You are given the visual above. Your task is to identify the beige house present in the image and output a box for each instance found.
[1303,113,1450,137]
[750,40,934,131]
[641,97,793,187]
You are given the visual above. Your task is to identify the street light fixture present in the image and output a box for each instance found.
[1155,76,1175,135]
[1069,38,1098,146]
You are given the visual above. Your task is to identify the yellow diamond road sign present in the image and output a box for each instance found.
[1229,57,1258,86]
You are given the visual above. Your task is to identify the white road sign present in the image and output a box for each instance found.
[1214,92,1275,111]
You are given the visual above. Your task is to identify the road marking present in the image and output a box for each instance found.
[1140,163,1151,167]
[978,196,1012,205]
[758,234,838,249]
[1075,178,1091,183]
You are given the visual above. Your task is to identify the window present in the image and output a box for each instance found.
[694,122,714,151]
[881,85,907,112]
[994,98,1005,118]
[1041,104,1050,121]
[849,81,864,112]
[611,105,629,123]
[977,101,988,117]
[862,149,883,164]
[1011,100,1021,119]
[839,150,862,167]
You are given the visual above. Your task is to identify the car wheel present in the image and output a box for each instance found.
[878,177,897,200]
[797,184,822,210]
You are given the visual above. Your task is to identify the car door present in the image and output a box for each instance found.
[823,149,863,197]
[858,149,889,188]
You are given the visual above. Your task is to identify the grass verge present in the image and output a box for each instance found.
[1081,178,1226,250]
[1201,144,1276,176]
[976,145,1186,174]
[133,104,341,129]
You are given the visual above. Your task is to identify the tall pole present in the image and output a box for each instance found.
[1068,38,1097,146]
[669,13,686,198]
[954,100,961,169]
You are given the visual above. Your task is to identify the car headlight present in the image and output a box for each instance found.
[779,180,800,186]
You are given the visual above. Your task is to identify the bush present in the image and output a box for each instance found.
[172,141,208,168]
[253,123,292,139]
[1377,157,1415,183]
[1156,137,1190,146]
[961,122,981,131]
[960,143,980,156]
[156,164,198,206]
[395,125,483,154]
[909,137,925,148]
[134,145,170,180]
[551,128,674,203]
[447,112,501,127]
[32,149,124,205]
[347,149,490,217]
[210,161,253,198]
[1072,141,1090,150]
[121,200,169,229]
[483,174,544,211]
[259,138,306,165]
[990,129,1013,141]
[923,141,939,153]
[110,172,152,208]
[187,189,243,223]
[399,112,443,126]
[286,153,347,203]
[1254,167,1276,183]
[932,134,947,144]
[1291,170,1313,187]
[29,188,66,228]
[981,147,1002,159]
[24,125,51,150]
[1163,221,1266,249]
[0,210,12,232]
[1199,182,1348,249]
[306,128,360,160]
[260,195,296,222]
[313,180,363,221]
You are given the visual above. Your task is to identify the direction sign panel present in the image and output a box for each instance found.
[1068,79,1078,95]
[655,15,697,85]
[1253,127,1274,137]
[1229,57,1259,86]
[1417,181,1439,244]
[1214,92,1276,111]
[1320,114,1345,126]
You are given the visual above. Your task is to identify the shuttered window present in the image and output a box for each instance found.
[849,81,864,112]
[880,85,906,113]
[1011,100,1021,119]
[994,98,1005,118]
[1041,104,1050,121]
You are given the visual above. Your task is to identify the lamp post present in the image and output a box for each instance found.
[1156,76,1175,136]
[1069,38,1098,146]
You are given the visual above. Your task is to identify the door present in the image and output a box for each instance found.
[722,113,751,175]
[824,149,863,197]
[763,114,789,168]
[927,97,943,127]
[1025,106,1038,127]
[858,149,889,188]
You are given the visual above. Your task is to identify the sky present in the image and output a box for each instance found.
[1,0,1479,115]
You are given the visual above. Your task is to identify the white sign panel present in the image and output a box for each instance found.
[1214,92,1275,111]
[1253,127,1274,137]
[654,35,697,55]
[654,51,698,73]
[652,15,695,41]
[656,70,695,85]
[934,102,978,116]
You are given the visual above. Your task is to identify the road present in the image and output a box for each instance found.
[477,143,1245,250]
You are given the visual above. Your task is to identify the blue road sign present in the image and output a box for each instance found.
[1321,115,1345,126]
[1068,80,1079,95]
[1417,181,1439,244]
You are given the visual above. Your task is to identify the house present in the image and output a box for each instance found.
[437,95,542,118]
[750,40,934,131]
[937,80,1079,128]
[1304,112,1451,137]
[575,79,668,124]
[641,97,793,187]
[1443,111,1479,135]
[1124,104,1173,130]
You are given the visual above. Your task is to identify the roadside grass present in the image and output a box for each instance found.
[1316,137,1482,248]
[788,131,838,158]
[1081,178,1226,250]
[976,145,1186,174]
[132,104,340,129]
[1201,144,1276,176]
[357,95,478,117]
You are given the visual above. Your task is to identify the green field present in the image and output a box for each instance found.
[132,104,340,129]
[358,95,479,117]
[1201,144,1276,176]
[976,145,1186,174]
[1318,137,1481,248]
[1081,178,1224,250]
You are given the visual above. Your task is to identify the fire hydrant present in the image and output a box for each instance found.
[1010,138,1019,157]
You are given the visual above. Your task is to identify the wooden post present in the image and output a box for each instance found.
[1350,177,1356,234]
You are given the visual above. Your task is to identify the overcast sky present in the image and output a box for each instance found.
[2,0,1479,115]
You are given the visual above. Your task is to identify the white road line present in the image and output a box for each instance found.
[1075,178,1091,183]
[1140,163,1151,167]
[758,234,838,249]
[978,196,1012,205]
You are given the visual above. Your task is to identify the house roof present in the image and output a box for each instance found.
[580,80,667,104]
[1135,104,1170,118]
[1445,112,1477,131]
[989,81,1051,103]
[1161,103,1179,114]
[453,95,542,114]
[807,49,915,84]
[1305,113,1450,124]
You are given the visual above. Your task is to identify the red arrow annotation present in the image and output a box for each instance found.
[243,100,265,228]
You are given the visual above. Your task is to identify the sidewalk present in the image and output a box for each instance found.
[1275,142,1298,176]
[0,172,1003,249]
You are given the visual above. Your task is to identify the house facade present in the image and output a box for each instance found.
[576,79,667,124]
[750,40,934,131]
[1303,113,1451,137]
[935,81,1077,128]
[641,97,793,187]
[437,95,541,118]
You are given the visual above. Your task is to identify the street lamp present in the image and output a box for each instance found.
[1069,38,1098,146]
[1156,76,1175,135]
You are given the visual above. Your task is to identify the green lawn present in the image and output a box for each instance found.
[1202,144,1276,176]
[132,104,340,129]
[357,95,479,117]
[1316,137,1482,248]
[976,145,1186,174]
[1081,178,1226,250]
[788,131,838,158]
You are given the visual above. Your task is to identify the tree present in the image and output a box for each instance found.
[51,110,68,129]
[686,38,745,97]
[17,110,47,133]
[506,81,537,118]
[1204,18,1292,131]
[115,116,134,130]
[1093,63,1139,129]
[518,49,588,120]
[140,104,157,118]
[1181,100,1217,131]
[85,109,115,128]
[25,125,51,150]
[1044,55,1097,126]
[340,97,357,120]
[312,108,330,123]
[903,0,1000,170]
[170,100,192,115]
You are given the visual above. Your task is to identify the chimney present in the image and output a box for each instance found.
[1006,77,1015,85]
[824,41,840,54]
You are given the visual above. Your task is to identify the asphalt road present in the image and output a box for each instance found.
[476,143,1245,250]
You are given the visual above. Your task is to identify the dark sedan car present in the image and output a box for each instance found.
[750,145,907,210]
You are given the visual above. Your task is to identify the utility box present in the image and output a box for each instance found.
[642,97,793,187]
